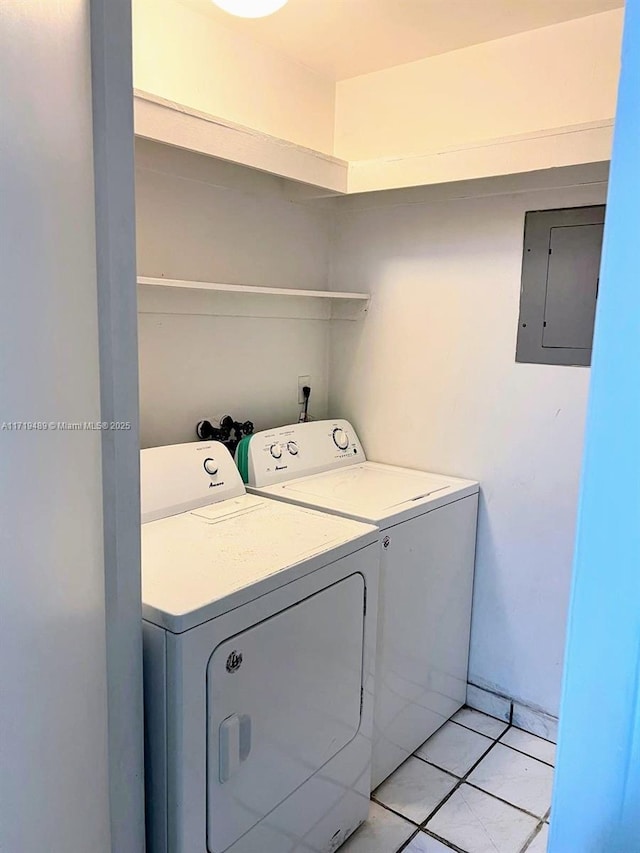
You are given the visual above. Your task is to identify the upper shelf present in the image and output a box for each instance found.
[137,277,369,321]
[134,90,348,194]
[134,90,612,197]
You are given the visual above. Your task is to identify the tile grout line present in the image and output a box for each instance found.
[371,747,480,850]
[373,717,507,836]
[396,828,423,853]
[509,728,557,747]
[372,710,553,852]
[396,826,463,853]
[380,730,547,835]
[463,779,548,822]
[414,727,508,831]
[454,715,556,765]
[369,796,422,829]
[411,740,498,779]
[464,698,557,746]
[423,826,473,853]
[496,720,557,746]
[451,707,511,732]
[390,819,469,853]
[494,732,556,768]
[420,781,546,853]
[449,718,508,738]
[519,818,548,853]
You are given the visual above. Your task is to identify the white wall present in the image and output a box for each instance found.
[335,9,622,161]
[133,0,335,155]
[0,2,111,850]
[135,133,609,716]
[328,174,608,717]
[136,140,334,447]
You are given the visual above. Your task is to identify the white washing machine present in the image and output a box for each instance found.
[238,420,479,789]
[141,440,379,853]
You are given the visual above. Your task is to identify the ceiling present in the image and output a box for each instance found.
[180,0,623,81]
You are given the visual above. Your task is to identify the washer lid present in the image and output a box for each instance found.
[262,462,478,523]
[141,494,377,633]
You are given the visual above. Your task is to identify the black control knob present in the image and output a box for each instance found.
[203,457,218,476]
[332,428,349,450]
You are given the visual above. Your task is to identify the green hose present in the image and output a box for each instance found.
[235,435,252,483]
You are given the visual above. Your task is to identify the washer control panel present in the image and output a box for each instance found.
[245,419,366,488]
[141,440,246,523]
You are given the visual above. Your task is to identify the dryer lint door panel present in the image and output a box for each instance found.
[207,573,366,853]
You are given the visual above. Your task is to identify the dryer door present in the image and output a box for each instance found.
[207,573,366,853]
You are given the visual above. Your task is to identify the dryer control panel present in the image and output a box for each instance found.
[141,441,246,523]
[243,419,366,488]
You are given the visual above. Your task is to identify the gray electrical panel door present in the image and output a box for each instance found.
[516,205,605,366]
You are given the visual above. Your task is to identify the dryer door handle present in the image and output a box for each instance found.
[219,714,252,782]
[239,714,252,762]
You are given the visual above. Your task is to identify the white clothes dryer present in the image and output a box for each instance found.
[237,420,479,788]
[141,440,379,853]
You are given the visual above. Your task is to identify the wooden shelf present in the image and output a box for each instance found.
[137,277,367,301]
[134,90,612,196]
[134,90,348,194]
[136,277,369,321]
[348,119,614,194]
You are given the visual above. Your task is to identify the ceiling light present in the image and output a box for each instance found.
[211,0,288,18]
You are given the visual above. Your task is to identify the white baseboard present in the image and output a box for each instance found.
[466,684,511,722]
[512,702,558,743]
[466,683,558,743]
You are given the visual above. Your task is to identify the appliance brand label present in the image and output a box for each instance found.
[226,650,243,673]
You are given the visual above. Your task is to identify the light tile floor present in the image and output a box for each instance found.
[340,708,554,853]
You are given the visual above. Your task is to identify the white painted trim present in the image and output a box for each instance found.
[347,120,614,193]
[137,276,368,301]
[466,684,511,722]
[134,90,349,193]
[137,278,369,321]
[134,90,613,195]
[336,162,609,211]
[466,683,559,743]
[92,2,145,850]
[512,703,559,743]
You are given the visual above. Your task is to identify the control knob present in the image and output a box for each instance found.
[287,441,299,456]
[203,457,218,476]
[270,442,283,459]
[332,428,349,451]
